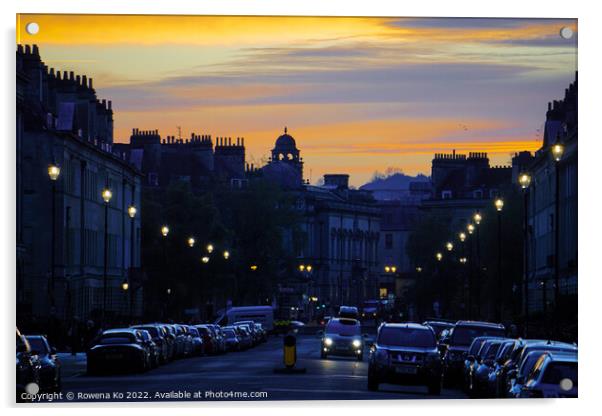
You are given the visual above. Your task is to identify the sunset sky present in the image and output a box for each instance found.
[17,14,577,186]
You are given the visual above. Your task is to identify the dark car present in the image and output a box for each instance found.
[519,352,578,398]
[467,338,505,397]
[222,327,241,351]
[462,336,502,392]
[195,325,218,354]
[16,328,41,402]
[338,306,359,320]
[321,317,363,361]
[132,324,170,364]
[87,328,151,374]
[368,323,442,395]
[225,325,252,349]
[25,335,61,393]
[206,324,227,353]
[137,329,160,368]
[423,321,455,340]
[186,326,205,355]
[442,320,505,385]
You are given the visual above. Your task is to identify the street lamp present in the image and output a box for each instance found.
[306,265,313,273]
[436,252,443,261]
[161,225,169,237]
[201,256,210,264]
[518,172,532,336]
[102,186,112,324]
[47,163,61,309]
[223,250,230,260]
[416,266,422,273]
[188,237,196,248]
[121,279,129,291]
[250,264,258,271]
[127,204,137,321]
[473,212,482,225]
[299,264,306,272]
[384,266,391,273]
[446,242,454,252]
[458,232,466,242]
[206,243,214,254]
[494,197,504,321]
[551,140,564,329]
[467,223,475,235]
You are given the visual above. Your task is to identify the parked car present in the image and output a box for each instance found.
[338,306,359,320]
[132,324,170,364]
[87,328,152,374]
[462,336,502,391]
[486,339,519,397]
[205,324,227,353]
[255,323,268,342]
[186,326,205,356]
[195,325,218,354]
[495,338,546,396]
[137,329,161,368]
[519,352,578,398]
[367,323,442,395]
[467,338,505,397]
[442,321,505,385]
[159,324,178,360]
[228,325,252,349]
[16,328,40,402]
[423,321,455,340]
[235,322,260,346]
[506,342,577,398]
[222,327,241,351]
[25,335,61,393]
[174,324,194,357]
[321,317,363,361]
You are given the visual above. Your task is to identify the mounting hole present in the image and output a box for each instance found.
[559,378,574,391]
[560,26,573,40]
[26,22,39,35]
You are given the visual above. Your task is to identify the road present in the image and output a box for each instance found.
[59,335,467,402]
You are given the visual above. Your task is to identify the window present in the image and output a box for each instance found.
[385,233,393,250]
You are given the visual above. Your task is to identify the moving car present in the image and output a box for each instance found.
[361,300,380,320]
[519,352,577,398]
[338,306,359,320]
[87,328,151,374]
[25,335,61,393]
[368,323,442,395]
[443,321,505,385]
[321,317,363,361]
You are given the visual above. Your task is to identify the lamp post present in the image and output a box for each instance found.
[127,205,137,321]
[47,164,61,309]
[466,223,475,319]
[518,172,532,336]
[161,225,169,318]
[101,187,113,324]
[494,197,504,321]
[551,141,564,322]
[458,232,467,317]
[473,212,482,317]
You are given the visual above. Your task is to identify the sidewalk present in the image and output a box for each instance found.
[57,352,87,378]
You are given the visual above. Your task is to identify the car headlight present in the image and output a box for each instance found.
[324,338,333,346]
[352,339,362,348]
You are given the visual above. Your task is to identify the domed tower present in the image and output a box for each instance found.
[270,126,303,178]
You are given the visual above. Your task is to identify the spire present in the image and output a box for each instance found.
[284,126,287,134]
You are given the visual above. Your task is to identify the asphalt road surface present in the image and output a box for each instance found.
[59,335,468,402]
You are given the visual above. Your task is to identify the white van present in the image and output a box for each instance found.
[224,306,274,331]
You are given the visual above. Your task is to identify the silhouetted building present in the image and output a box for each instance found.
[17,45,143,327]
[114,130,247,189]
[525,74,578,317]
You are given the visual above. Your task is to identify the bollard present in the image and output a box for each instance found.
[283,334,296,368]
[273,332,306,374]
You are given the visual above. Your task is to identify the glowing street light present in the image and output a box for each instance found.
[48,164,61,181]
[518,172,532,189]
[551,142,565,162]
[121,279,129,291]
[384,266,391,273]
[102,188,113,204]
[416,266,423,273]
[127,205,137,218]
[187,237,195,248]
[161,225,169,237]
[306,265,313,272]
[201,256,210,264]
[436,252,443,261]
[494,197,504,212]
[206,243,214,253]
[223,250,230,260]
[467,223,475,235]
[250,264,258,271]
[446,242,454,252]
[459,232,467,242]
[473,212,482,225]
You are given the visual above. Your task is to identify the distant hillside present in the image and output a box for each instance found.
[360,169,430,191]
